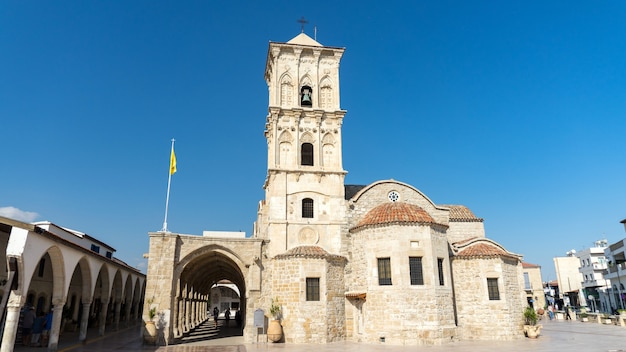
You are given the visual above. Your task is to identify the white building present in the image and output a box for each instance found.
[604,238,626,311]
[576,240,609,312]
[0,216,145,352]
[553,253,583,307]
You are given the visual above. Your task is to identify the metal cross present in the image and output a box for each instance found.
[297,16,308,33]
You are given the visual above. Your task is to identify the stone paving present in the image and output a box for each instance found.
[13,317,626,352]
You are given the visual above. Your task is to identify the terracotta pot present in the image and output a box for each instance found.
[524,324,541,338]
[267,319,283,342]
[143,321,157,344]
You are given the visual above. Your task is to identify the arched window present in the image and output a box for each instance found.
[301,143,314,166]
[300,85,312,107]
[302,198,314,218]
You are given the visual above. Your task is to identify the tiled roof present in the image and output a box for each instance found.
[452,238,521,260]
[522,262,541,269]
[350,202,444,233]
[274,245,345,261]
[441,205,483,222]
[456,243,509,257]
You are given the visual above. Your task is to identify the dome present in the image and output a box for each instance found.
[350,202,440,233]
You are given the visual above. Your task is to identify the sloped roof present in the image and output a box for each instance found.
[522,262,541,269]
[452,237,522,260]
[286,32,323,47]
[441,204,483,222]
[350,202,444,233]
[274,245,345,261]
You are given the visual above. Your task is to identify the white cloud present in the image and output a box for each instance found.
[0,206,39,222]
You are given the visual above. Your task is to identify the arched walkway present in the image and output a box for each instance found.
[143,232,263,344]
[0,217,145,352]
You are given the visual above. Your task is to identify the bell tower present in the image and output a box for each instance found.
[256,33,347,257]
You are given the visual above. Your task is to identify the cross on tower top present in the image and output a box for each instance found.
[297,16,308,33]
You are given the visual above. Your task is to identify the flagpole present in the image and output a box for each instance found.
[161,138,175,232]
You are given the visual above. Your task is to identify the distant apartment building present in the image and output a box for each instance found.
[554,252,583,307]
[604,238,626,311]
[576,239,609,312]
[522,262,545,309]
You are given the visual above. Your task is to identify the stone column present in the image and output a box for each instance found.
[98,300,109,336]
[48,303,65,351]
[78,302,91,341]
[114,300,122,330]
[172,297,180,337]
[0,295,23,352]
[185,299,190,333]
[124,299,132,327]
[178,298,185,336]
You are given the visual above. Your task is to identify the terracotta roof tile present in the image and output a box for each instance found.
[456,243,508,257]
[452,238,521,260]
[522,262,541,268]
[274,245,345,261]
[350,202,444,233]
[441,205,483,222]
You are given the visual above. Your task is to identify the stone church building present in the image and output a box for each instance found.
[144,32,527,346]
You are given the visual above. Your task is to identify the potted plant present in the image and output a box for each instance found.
[267,298,283,342]
[143,297,158,344]
[523,306,542,338]
[580,312,588,322]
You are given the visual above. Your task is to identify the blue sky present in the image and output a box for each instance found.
[2,1,626,280]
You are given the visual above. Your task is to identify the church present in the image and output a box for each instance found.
[143,31,527,345]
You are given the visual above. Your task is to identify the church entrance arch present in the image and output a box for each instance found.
[175,246,246,338]
[144,232,263,344]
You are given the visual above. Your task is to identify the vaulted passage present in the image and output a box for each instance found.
[144,233,263,344]
[169,250,246,341]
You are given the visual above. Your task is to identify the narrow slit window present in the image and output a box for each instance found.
[437,258,444,286]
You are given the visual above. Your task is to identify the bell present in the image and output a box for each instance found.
[302,94,311,103]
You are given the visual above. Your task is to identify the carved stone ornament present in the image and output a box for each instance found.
[298,227,319,245]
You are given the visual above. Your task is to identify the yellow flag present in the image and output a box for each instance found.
[170,148,177,175]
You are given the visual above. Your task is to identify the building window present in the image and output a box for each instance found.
[91,244,100,253]
[38,258,46,277]
[378,258,392,285]
[487,278,500,300]
[106,251,113,259]
[301,143,314,166]
[409,257,424,285]
[306,278,320,301]
[523,272,531,290]
[300,85,312,107]
[437,258,444,286]
[302,198,314,218]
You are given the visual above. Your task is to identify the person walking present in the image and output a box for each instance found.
[213,307,219,328]
[21,306,36,346]
[225,308,231,327]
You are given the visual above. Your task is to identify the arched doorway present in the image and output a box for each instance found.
[171,249,247,343]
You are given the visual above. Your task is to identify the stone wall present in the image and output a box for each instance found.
[452,256,524,340]
[268,255,346,343]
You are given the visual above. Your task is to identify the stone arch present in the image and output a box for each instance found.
[322,133,335,167]
[44,246,65,307]
[279,73,294,106]
[319,76,333,109]
[170,244,247,339]
[278,130,293,167]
